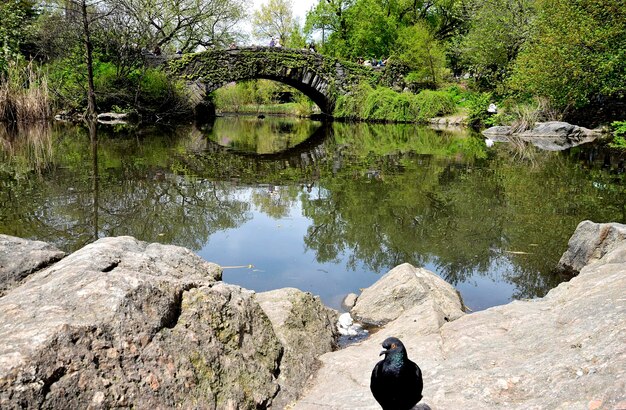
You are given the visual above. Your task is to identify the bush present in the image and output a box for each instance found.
[509,0,626,113]
[47,58,192,120]
[333,82,372,120]
[334,83,455,123]
[609,121,626,149]
[464,92,491,128]
[412,90,456,121]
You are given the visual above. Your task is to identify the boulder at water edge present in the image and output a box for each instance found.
[0,235,65,297]
[256,288,338,408]
[0,236,284,409]
[294,224,626,409]
[482,121,601,151]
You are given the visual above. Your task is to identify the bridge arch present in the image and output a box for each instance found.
[169,47,380,115]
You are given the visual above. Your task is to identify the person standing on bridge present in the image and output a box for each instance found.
[269,38,275,47]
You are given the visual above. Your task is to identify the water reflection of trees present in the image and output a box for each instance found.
[299,124,626,299]
[1,120,624,302]
[0,124,252,252]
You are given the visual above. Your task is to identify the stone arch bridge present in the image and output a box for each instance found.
[168,47,402,115]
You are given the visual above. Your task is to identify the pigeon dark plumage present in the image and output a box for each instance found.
[370,336,423,410]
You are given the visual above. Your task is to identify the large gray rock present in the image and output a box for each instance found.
[351,263,465,326]
[0,236,284,409]
[294,263,465,409]
[256,288,338,408]
[483,121,600,151]
[294,229,626,409]
[558,220,626,274]
[0,235,65,297]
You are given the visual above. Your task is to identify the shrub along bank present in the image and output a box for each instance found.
[333,83,456,123]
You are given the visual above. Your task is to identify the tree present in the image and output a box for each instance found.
[0,0,38,74]
[460,0,535,87]
[509,0,626,113]
[304,0,353,50]
[395,22,449,87]
[112,0,248,52]
[343,0,397,59]
[252,0,294,46]
[36,0,108,117]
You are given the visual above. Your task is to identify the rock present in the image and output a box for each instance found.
[0,236,284,409]
[97,112,129,125]
[482,125,512,136]
[342,292,358,310]
[294,264,465,409]
[256,288,337,409]
[0,234,65,297]
[258,290,338,403]
[482,121,600,151]
[428,115,467,128]
[97,112,128,121]
[294,229,626,409]
[557,220,626,275]
[351,263,465,326]
[519,121,599,138]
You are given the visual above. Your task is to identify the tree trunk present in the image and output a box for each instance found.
[81,0,97,119]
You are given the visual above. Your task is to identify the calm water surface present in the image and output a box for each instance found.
[1,117,624,311]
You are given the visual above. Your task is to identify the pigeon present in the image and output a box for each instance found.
[370,336,423,410]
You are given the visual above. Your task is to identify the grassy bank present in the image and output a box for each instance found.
[333,83,456,123]
[216,102,318,117]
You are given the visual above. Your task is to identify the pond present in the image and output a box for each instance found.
[0,117,624,312]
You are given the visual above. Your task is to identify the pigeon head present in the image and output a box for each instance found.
[379,337,407,358]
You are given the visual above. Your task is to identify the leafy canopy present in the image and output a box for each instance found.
[509,0,626,111]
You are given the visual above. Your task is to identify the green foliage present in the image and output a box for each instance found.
[465,92,492,128]
[342,0,398,59]
[395,22,449,86]
[460,0,535,88]
[252,0,295,46]
[286,22,307,49]
[138,69,170,101]
[334,83,455,122]
[293,92,315,117]
[0,1,37,74]
[509,0,626,113]
[305,0,468,59]
[609,121,626,149]
[47,57,191,119]
[304,0,352,57]
[333,82,375,120]
[213,79,316,116]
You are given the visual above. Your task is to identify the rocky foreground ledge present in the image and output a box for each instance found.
[1,221,625,409]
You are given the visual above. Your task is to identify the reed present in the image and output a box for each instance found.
[509,97,562,133]
[0,61,52,122]
[0,122,54,174]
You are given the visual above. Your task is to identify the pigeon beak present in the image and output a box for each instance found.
[379,349,388,356]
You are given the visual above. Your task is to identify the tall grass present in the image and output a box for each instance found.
[334,83,455,123]
[508,97,562,133]
[0,61,51,122]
